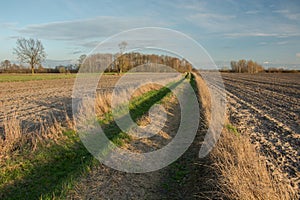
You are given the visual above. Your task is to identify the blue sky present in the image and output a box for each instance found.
[0,0,300,69]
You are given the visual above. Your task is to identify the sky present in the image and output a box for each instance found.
[0,0,300,69]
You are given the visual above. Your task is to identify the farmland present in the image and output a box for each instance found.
[0,73,178,133]
[0,72,299,199]
[0,73,186,199]
[204,72,300,192]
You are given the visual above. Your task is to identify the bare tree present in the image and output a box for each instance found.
[1,60,11,70]
[13,38,46,74]
[118,41,128,54]
[118,41,128,73]
[230,61,237,72]
[231,59,264,73]
[78,54,87,70]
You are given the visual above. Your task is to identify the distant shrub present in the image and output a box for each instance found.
[58,66,66,73]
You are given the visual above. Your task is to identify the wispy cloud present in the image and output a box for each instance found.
[182,2,300,40]
[76,40,101,48]
[72,50,83,55]
[189,13,235,21]
[276,41,289,45]
[296,53,300,58]
[16,16,166,41]
[175,1,206,11]
[273,9,300,20]
[225,32,279,38]
[186,13,236,32]
[1,22,18,29]
[225,31,300,38]
[260,40,290,46]
[245,10,259,14]
[259,42,267,45]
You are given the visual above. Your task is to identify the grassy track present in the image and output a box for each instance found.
[0,78,183,199]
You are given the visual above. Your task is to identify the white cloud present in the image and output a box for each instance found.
[245,10,259,14]
[225,32,279,38]
[186,13,236,32]
[77,40,101,48]
[296,53,300,58]
[16,16,166,41]
[1,22,18,29]
[225,31,300,38]
[276,41,289,45]
[189,13,235,21]
[259,42,267,45]
[183,3,300,39]
[273,9,300,20]
[175,1,206,11]
[273,9,289,14]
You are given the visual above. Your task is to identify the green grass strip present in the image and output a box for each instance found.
[0,74,77,82]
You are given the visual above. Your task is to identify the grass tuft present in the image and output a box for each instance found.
[226,123,239,136]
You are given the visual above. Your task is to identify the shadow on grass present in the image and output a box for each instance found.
[0,131,95,199]
[105,78,184,143]
[0,78,184,200]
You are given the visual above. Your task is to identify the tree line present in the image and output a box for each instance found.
[80,52,193,73]
[0,60,78,74]
[230,59,264,73]
[1,38,192,74]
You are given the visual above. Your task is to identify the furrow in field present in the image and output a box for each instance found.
[199,72,300,191]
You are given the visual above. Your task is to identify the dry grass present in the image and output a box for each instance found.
[95,83,171,118]
[192,71,298,200]
[95,83,163,116]
[0,111,72,160]
[212,127,297,200]
[0,116,25,157]
[192,70,211,121]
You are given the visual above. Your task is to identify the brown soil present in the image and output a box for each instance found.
[204,72,300,193]
[0,75,122,135]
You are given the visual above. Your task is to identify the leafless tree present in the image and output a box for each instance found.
[118,41,128,73]
[13,38,46,74]
[1,60,11,69]
[78,54,87,70]
[118,41,128,54]
[231,59,264,73]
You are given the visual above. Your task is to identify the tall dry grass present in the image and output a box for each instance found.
[0,116,25,157]
[0,111,72,159]
[95,82,175,118]
[212,128,297,200]
[192,71,298,200]
[192,70,211,121]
